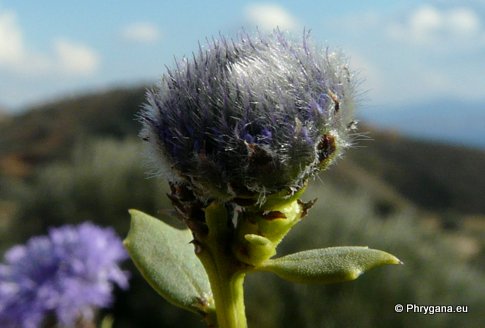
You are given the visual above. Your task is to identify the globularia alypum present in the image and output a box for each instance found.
[124,30,401,328]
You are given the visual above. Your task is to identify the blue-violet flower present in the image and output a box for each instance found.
[0,222,129,328]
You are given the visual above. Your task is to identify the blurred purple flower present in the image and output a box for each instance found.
[0,222,129,328]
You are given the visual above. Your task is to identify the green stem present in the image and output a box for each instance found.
[214,272,246,328]
[197,202,248,328]
[203,259,247,328]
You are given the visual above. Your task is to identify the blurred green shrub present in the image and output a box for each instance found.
[11,138,167,238]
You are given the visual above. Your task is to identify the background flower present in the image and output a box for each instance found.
[0,222,129,328]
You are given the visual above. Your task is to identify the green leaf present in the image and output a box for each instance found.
[124,209,213,313]
[259,246,401,284]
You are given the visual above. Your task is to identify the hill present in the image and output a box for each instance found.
[347,126,485,215]
[0,87,145,176]
[1,86,484,216]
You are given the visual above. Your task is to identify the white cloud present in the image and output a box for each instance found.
[318,4,485,105]
[121,22,160,43]
[448,7,481,34]
[54,39,99,75]
[389,5,483,45]
[408,5,442,41]
[0,8,99,76]
[245,3,298,31]
[0,10,51,74]
[0,10,25,66]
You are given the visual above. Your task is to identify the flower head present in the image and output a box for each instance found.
[141,30,356,201]
[0,222,129,328]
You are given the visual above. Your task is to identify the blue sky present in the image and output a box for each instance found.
[1,0,485,119]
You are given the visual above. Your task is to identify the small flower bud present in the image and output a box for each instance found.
[141,30,356,202]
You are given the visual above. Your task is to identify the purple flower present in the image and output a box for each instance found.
[141,30,357,201]
[0,223,129,328]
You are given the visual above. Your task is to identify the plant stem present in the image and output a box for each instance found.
[197,202,248,328]
[204,261,247,328]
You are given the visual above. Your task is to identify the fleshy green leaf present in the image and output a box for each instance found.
[124,209,213,313]
[258,246,401,284]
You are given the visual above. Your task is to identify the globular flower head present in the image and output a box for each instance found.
[0,222,129,328]
[141,30,357,202]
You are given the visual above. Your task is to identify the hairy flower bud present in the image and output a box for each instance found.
[141,30,356,202]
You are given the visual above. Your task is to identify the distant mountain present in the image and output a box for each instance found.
[1,87,484,216]
[360,99,485,149]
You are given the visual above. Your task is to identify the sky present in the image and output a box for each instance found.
[1,0,485,123]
